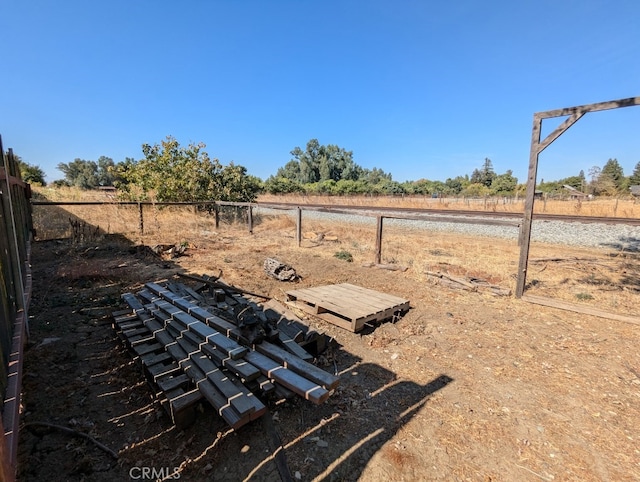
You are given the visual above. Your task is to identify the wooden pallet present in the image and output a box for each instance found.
[285,283,409,332]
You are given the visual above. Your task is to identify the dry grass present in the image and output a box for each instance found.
[32,187,640,318]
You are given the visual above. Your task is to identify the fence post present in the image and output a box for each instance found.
[138,203,144,235]
[375,215,384,264]
[296,207,302,247]
[214,204,220,229]
[248,206,253,234]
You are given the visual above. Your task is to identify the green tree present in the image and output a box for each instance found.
[57,158,99,189]
[277,139,386,185]
[96,156,117,186]
[361,167,391,184]
[490,170,518,195]
[470,158,496,187]
[120,136,259,203]
[15,156,46,185]
[628,161,640,186]
[600,158,624,193]
[461,183,491,197]
[444,175,469,195]
[263,176,304,194]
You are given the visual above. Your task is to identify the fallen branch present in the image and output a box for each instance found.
[425,271,477,290]
[361,263,408,272]
[24,422,119,459]
[530,256,597,263]
[426,272,511,296]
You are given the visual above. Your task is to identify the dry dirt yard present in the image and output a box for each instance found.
[17,212,640,481]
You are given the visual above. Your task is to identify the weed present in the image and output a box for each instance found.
[576,292,594,301]
[334,250,353,262]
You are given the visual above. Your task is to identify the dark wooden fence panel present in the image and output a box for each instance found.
[0,135,33,481]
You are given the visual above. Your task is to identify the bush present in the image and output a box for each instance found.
[334,250,353,262]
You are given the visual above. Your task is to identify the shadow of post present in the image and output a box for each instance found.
[309,371,453,481]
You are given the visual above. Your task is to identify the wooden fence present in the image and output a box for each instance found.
[0,135,33,481]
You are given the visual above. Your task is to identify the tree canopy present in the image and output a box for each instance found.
[15,156,47,185]
[265,139,392,194]
[117,136,260,203]
[56,156,120,189]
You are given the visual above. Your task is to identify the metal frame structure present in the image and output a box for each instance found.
[516,96,640,299]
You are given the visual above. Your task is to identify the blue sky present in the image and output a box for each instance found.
[1,0,639,185]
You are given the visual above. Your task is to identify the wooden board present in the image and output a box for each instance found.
[286,283,409,332]
[522,294,640,326]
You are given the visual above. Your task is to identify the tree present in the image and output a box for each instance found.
[57,158,99,189]
[15,156,46,185]
[628,161,640,186]
[119,136,259,203]
[274,160,301,182]
[263,176,304,194]
[587,166,602,195]
[470,158,496,187]
[461,183,491,197]
[600,158,624,193]
[361,167,391,184]
[444,176,468,195]
[277,139,387,186]
[490,170,517,195]
[96,156,117,187]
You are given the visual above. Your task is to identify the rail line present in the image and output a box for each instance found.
[257,202,640,226]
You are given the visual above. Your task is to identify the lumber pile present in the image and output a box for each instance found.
[112,277,338,430]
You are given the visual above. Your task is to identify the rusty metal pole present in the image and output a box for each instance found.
[296,207,302,247]
[248,206,253,234]
[375,215,383,264]
[138,202,144,235]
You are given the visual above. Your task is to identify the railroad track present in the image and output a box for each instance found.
[257,202,640,226]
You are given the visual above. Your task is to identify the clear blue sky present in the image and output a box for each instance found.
[1,0,639,185]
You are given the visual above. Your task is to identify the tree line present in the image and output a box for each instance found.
[16,137,640,201]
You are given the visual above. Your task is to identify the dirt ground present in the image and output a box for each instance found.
[16,215,640,481]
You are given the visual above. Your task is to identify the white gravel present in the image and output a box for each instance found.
[255,207,640,251]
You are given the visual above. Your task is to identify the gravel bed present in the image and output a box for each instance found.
[255,207,640,251]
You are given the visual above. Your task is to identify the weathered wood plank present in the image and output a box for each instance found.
[255,341,338,390]
[286,300,354,332]
[146,361,181,381]
[175,348,250,429]
[133,342,163,356]
[199,343,261,382]
[140,351,172,367]
[157,372,190,392]
[175,337,256,418]
[244,351,329,404]
[122,292,146,313]
[276,330,313,361]
[522,294,640,326]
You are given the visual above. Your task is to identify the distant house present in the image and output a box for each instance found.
[533,190,544,199]
[563,185,589,199]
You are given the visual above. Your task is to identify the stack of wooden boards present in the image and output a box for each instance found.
[112,280,339,430]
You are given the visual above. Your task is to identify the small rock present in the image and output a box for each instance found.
[241,445,250,453]
[295,471,302,480]
[317,439,328,448]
